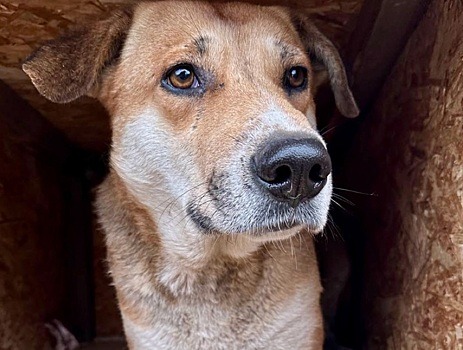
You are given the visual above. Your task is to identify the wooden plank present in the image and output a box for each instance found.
[339,0,463,346]
[345,0,432,111]
[319,2,433,348]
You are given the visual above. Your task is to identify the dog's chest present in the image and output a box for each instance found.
[122,283,316,350]
[118,240,323,349]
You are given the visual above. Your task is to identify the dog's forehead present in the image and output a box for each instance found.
[129,1,302,52]
[108,1,314,122]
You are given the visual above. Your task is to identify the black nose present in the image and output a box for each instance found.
[253,137,332,206]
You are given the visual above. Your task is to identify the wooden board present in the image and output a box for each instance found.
[337,0,463,347]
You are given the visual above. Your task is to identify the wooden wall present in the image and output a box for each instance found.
[0,80,100,347]
[0,81,70,348]
[339,0,463,347]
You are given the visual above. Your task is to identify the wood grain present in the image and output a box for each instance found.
[339,0,463,347]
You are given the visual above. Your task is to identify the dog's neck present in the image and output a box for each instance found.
[98,172,323,349]
[98,172,270,298]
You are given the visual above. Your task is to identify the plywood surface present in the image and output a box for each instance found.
[341,0,463,347]
[0,0,363,151]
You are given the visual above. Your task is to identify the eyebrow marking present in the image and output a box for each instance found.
[193,35,210,56]
[274,39,302,61]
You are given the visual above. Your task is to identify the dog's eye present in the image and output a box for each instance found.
[284,66,308,90]
[166,65,199,89]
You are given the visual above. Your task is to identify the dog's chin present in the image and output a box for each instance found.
[244,224,309,242]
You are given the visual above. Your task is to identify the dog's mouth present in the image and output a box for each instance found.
[186,199,323,236]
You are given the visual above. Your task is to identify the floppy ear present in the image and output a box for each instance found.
[292,14,359,118]
[23,8,133,104]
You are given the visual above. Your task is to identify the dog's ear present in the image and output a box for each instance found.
[23,8,133,104]
[292,14,359,118]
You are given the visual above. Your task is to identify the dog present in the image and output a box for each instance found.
[23,1,358,348]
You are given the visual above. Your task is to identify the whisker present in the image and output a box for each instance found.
[332,193,355,207]
[296,230,303,251]
[170,189,213,228]
[158,181,206,212]
[320,123,340,136]
[278,239,287,253]
[325,214,343,241]
[330,198,348,213]
[333,187,378,197]
[318,120,341,136]
[263,244,276,261]
[158,181,208,221]
[289,236,298,271]
[271,241,282,254]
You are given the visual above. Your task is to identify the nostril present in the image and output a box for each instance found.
[257,164,292,185]
[309,164,326,183]
[271,165,292,185]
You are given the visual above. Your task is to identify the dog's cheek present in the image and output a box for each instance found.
[110,109,198,207]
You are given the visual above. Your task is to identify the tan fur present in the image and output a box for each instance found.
[23,1,358,349]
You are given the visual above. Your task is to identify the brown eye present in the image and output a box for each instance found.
[166,64,199,89]
[284,66,308,90]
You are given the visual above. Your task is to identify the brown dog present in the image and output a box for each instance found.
[24,1,358,349]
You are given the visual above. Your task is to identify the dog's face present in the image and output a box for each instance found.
[24,1,358,242]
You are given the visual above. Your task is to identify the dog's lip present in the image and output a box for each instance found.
[256,221,300,233]
[247,221,321,236]
[187,194,323,235]
[245,224,311,242]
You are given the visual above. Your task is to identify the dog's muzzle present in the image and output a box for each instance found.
[252,135,332,208]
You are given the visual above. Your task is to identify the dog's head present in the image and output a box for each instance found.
[24,1,358,243]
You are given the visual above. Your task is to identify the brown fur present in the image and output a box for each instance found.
[23,8,133,103]
[23,2,358,349]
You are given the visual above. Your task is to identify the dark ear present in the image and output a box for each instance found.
[23,8,133,104]
[292,14,359,118]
